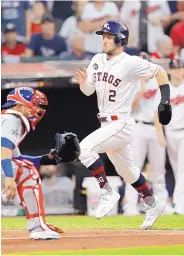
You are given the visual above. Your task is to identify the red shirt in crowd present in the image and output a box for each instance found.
[31,23,42,35]
[1,42,26,56]
[150,52,175,59]
[170,21,184,47]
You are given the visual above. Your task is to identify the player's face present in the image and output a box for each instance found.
[102,33,118,55]
[19,105,31,118]
[41,21,55,38]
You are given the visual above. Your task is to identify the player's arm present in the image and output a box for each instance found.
[75,67,95,96]
[1,138,17,200]
[154,111,167,147]
[15,152,57,168]
[132,57,172,125]
[155,68,172,125]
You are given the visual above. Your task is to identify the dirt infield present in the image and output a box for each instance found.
[2,230,184,254]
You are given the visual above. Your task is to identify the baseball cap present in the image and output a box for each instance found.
[4,23,16,33]
[41,13,54,24]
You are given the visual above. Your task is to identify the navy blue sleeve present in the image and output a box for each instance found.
[1,138,15,150]
[58,36,67,53]
[27,34,39,53]
[15,155,41,169]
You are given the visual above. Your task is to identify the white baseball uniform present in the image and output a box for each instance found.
[1,109,48,231]
[164,82,184,214]
[124,78,169,214]
[79,52,160,185]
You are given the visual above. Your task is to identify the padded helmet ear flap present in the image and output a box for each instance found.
[121,38,128,46]
[114,36,121,45]
[114,36,127,46]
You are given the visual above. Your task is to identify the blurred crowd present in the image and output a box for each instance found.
[1,0,184,63]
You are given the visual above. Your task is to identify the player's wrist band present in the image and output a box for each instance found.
[40,154,57,166]
[159,84,170,101]
[1,159,14,177]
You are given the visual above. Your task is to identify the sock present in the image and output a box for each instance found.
[131,173,155,206]
[88,158,112,192]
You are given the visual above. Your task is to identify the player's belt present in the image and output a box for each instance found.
[98,115,118,123]
[135,120,154,125]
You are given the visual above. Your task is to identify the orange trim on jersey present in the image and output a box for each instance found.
[151,65,160,79]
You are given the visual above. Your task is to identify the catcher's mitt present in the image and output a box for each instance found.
[51,132,80,163]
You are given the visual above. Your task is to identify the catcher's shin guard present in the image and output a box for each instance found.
[14,159,63,233]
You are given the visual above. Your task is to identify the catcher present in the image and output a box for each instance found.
[1,87,80,240]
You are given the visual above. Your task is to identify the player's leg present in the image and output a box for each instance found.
[173,136,184,215]
[165,132,179,213]
[79,119,134,218]
[107,145,166,229]
[148,134,174,215]
[148,133,169,199]
[13,160,62,239]
[124,130,148,216]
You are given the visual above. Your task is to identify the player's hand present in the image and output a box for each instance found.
[3,177,17,200]
[157,133,167,147]
[158,99,172,125]
[74,67,87,86]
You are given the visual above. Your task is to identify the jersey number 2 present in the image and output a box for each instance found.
[109,90,116,102]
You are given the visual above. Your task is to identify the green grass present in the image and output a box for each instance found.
[4,245,184,255]
[1,215,184,230]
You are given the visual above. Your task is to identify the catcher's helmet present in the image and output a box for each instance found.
[2,87,48,130]
[96,20,129,46]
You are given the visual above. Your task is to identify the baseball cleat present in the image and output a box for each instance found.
[46,223,64,234]
[140,197,166,230]
[30,229,61,240]
[95,189,120,219]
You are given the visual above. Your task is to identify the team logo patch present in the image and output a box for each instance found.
[93,63,98,70]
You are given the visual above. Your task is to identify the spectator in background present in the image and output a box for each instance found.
[170,21,184,57]
[1,1,31,43]
[59,1,88,41]
[1,23,26,63]
[120,0,141,49]
[150,35,175,60]
[31,1,47,35]
[71,0,119,56]
[120,0,171,53]
[162,0,184,35]
[40,165,74,207]
[23,13,67,57]
[59,1,89,60]
[52,1,74,32]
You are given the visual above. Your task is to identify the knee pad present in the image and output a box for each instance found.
[14,159,47,230]
[79,140,99,167]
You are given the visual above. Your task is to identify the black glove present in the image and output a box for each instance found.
[51,132,80,163]
[158,99,172,125]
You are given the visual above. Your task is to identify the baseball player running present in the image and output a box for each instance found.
[124,77,173,216]
[75,20,172,229]
[1,87,80,239]
[154,59,184,215]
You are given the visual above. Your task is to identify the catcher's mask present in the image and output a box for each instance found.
[2,87,48,130]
